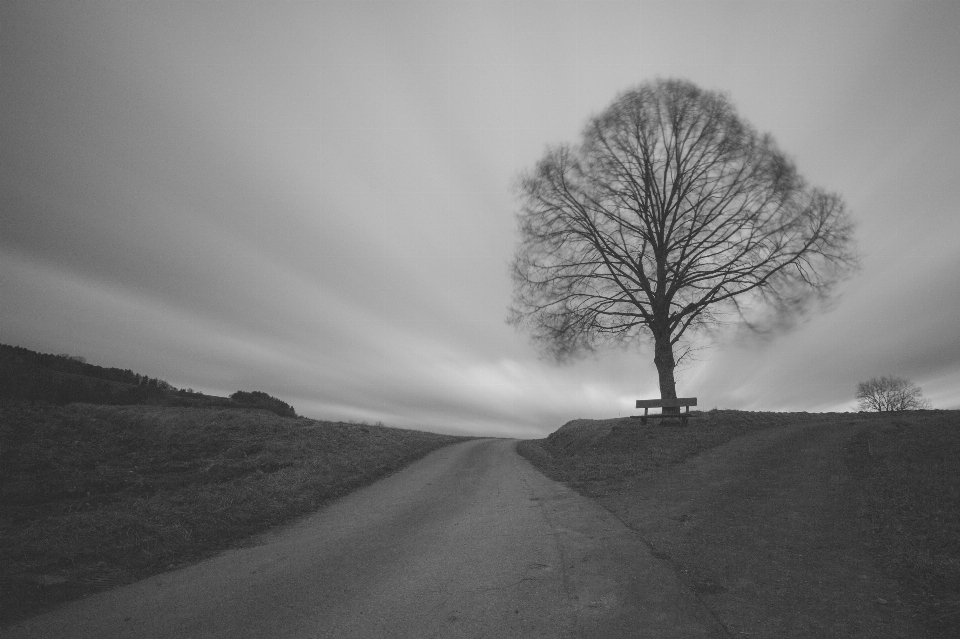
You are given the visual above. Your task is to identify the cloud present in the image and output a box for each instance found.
[3,1,960,436]
[688,243,960,413]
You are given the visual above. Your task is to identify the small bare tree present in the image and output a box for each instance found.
[856,376,931,412]
[509,79,858,409]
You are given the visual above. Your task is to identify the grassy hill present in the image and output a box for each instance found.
[519,410,960,638]
[0,343,293,415]
[0,401,469,624]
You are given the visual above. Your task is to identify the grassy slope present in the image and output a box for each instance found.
[518,410,960,638]
[847,415,960,634]
[0,402,470,624]
[517,410,837,495]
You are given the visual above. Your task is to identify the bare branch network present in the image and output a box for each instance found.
[856,376,931,412]
[509,79,858,401]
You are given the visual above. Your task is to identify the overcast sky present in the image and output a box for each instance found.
[2,1,959,437]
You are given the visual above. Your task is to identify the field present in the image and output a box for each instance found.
[0,402,468,623]
[519,410,960,638]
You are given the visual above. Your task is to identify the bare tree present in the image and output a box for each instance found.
[856,376,931,412]
[509,79,858,409]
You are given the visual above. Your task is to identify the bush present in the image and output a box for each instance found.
[856,376,931,412]
[229,391,296,417]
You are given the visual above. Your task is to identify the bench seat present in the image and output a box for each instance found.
[632,397,697,425]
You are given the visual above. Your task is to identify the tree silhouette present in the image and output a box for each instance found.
[856,376,930,412]
[510,79,858,407]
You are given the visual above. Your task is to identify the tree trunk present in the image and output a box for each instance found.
[653,331,680,415]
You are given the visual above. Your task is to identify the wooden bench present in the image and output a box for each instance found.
[633,397,698,426]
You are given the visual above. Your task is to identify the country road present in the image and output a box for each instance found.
[4,438,723,638]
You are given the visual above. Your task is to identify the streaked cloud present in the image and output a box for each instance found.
[2,1,959,436]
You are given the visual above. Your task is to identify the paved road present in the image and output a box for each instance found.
[5,439,722,638]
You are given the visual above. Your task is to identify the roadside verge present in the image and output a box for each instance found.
[519,410,960,638]
[0,402,468,624]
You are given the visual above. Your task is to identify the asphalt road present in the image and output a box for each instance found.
[5,439,722,638]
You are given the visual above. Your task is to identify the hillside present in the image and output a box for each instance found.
[0,343,292,416]
[519,410,960,638]
[0,402,469,624]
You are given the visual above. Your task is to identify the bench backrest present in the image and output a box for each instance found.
[636,397,698,408]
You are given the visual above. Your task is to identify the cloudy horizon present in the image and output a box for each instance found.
[2,1,959,437]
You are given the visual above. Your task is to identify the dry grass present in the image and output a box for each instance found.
[517,410,838,496]
[846,413,960,635]
[0,402,468,623]
[519,409,960,637]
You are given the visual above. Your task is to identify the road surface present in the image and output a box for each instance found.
[4,439,722,638]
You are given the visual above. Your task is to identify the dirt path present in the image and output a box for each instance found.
[4,439,723,638]
[598,420,925,638]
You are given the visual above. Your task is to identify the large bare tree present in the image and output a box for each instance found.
[509,79,858,409]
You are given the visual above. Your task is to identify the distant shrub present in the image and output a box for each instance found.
[856,376,931,412]
[230,390,297,418]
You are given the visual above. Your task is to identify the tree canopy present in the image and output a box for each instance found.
[231,390,297,418]
[510,78,858,402]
